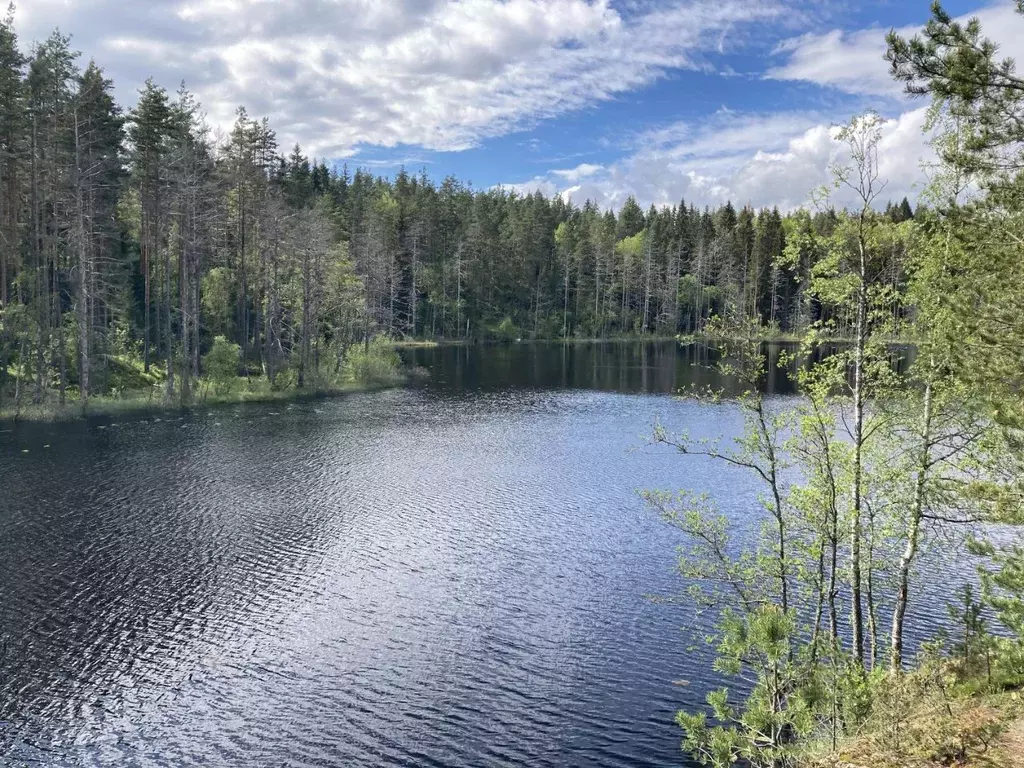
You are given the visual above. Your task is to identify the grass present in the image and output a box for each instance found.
[399,335,686,346]
[799,650,1024,768]
[390,332,890,346]
[804,689,1024,767]
[1,339,406,423]
[390,339,444,348]
[0,376,402,423]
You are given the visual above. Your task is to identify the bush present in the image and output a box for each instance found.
[202,335,241,394]
[489,316,520,342]
[344,337,402,387]
[102,354,164,394]
[824,651,1016,768]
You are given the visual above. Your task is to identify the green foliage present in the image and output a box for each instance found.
[887,0,1024,701]
[615,231,644,260]
[821,647,1019,768]
[202,335,241,394]
[676,606,821,768]
[886,0,1024,178]
[343,337,402,387]
[648,9,1024,758]
[643,489,763,610]
[487,317,520,342]
[201,267,234,339]
[104,355,164,393]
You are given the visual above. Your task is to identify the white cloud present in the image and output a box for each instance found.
[506,1,1024,213]
[638,109,831,162]
[551,163,605,182]
[15,0,959,211]
[766,27,906,97]
[560,184,583,204]
[767,1,1024,98]
[509,107,936,212]
[13,0,784,156]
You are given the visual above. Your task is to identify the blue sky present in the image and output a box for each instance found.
[12,0,1024,209]
[423,0,974,185]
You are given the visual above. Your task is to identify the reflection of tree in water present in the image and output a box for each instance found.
[405,341,915,397]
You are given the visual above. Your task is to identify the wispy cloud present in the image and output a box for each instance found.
[506,1,1024,212]
[13,0,785,156]
[508,107,936,211]
[766,2,1024,98]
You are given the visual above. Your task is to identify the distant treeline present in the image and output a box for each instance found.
[0,12,917,407]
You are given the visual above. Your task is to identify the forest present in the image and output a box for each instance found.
[639,2,1024,766]
[0,6,922,413]
[2,0,1024,765]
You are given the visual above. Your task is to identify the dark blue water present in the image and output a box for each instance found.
[0,342,952,767]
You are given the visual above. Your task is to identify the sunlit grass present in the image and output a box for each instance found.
[1,342,404,423]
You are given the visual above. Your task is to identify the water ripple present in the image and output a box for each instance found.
[0,385,971,766]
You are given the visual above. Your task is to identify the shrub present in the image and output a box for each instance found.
[344,337,402,387]
[202,335,241,394]
[489,316,520,342]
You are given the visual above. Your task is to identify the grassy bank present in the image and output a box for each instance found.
[393,335,695,347]
[394,331,911,346]
[390,339,446,349]
[1,339,404,424]
[799,654,1024,768]
[805,689,1023,767]
[0,378,400,424]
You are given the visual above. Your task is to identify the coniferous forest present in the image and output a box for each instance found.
[6,1,1024,767]
[0,9,924,412]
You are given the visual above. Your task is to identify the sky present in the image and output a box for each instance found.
[10,0,1024,211]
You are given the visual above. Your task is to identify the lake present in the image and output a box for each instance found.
[0,341,953,767]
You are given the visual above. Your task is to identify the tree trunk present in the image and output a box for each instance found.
[850,231,868,665]
[31,112,43,404]
[410,232,418,338]
[164,211,174,399]
[642,236,652,334]
[74,110,89,407]
[891,371,933,669]
[179,212,190,406]
[143,215,150,372]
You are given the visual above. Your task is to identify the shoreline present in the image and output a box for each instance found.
[2,332,917,424]
[0,377,402,426]
[396,333,914,347]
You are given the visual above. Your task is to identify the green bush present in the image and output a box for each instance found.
[202,335,241,394]
[489,316,520,342]
[344,337,402,386]
[103,355,163,392]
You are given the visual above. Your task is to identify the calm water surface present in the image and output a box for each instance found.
[0,342,950,766]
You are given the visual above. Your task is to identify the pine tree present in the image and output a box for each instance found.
[0,5,25,407]
[128,79,171,373]
[71,61,122,404]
